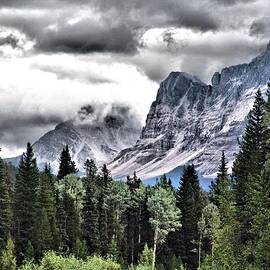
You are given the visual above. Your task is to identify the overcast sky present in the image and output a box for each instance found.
[0,0,269,158]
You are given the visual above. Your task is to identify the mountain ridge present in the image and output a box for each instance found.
[109,43,270,180]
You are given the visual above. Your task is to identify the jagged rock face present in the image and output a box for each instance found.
[109,45,270,179]
[7,113,141,173]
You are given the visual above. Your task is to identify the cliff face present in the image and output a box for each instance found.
[109,45,270,179]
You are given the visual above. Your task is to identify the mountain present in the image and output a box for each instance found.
[109,44,270,180]
[6,105,141,173]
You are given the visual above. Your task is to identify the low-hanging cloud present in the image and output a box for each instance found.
[250,16,270,38]
[76,103,141,130]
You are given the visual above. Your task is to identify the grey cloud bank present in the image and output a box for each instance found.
[0,0,269,157]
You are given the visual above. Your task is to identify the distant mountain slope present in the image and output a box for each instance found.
[6,105,141,173]
[109,43,270,180]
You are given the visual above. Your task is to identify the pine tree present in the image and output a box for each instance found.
[63,191,80,252]
[174,165,205,269]
[57,145,77,180]
[254,85,270,268]
[232,89,266,262]
[34,208,53,258]
[0,157,12,249]
[124,174,147,265]
[34,168,57,257]
[81,159,100,254]
[55,190,67,252]
[209,152,233,223]
[13,143,39,262]
[157,174,173,190]
[95,165,113,257]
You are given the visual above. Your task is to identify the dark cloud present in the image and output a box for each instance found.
[250,17,270,37]
[0,34,20,49]
[76,103,141,129]
[78,105,95,121]
[91,0,219,31]
[37,22,138,54]
[0,12,138,54]
[0,113,64,148]
[0,102,141,152]
[0,0,220,55]
[210,0,255,5]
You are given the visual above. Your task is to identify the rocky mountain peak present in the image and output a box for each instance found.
[109,43,270,181]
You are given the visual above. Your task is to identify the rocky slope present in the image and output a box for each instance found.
[7,105,141,173]
[109,43,270,180]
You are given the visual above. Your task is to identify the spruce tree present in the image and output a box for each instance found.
[174,165,205,269]
[209,152,233,223]
[96,170,109,257]
[55,190,67,252]
[232,89,266,258]
[124,173,147,265]
[0,157,12,249]
[34,168,57,257]
[13,143,39,262]
[57,145,77,180]
[63,191,80,252]
[81,159,100,254]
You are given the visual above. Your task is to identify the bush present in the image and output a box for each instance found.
[19,252,122,270]
[0,238,17,270]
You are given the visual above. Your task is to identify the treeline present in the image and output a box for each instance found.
[1,89,270,270]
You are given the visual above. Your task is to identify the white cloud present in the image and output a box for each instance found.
[0,51,157,157]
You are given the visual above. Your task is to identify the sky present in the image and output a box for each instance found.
[0,0,269,158]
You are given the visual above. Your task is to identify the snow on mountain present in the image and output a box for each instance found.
[109,44,270,180]
[6,104,141,173]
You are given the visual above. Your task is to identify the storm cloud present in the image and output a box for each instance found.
[0,0,270,157]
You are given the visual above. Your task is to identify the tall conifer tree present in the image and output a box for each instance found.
[209,152,233,223]
[233,89,266,262]
[34,167,57,257]
[174,165,204,269]
[81,159,100,254]
[0,156,12,249]
[13,143,39,262]
[57,145,77,180]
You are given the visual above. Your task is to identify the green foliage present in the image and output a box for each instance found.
[63,191,80,251]
[81,162,99,255]
[58,174,84,211]
[209,152,233,224]
[57,145,77,180]
[34,169,57,257]
[147,186,181,270]
[138,244,153,267]
[19,252,122,270]
[198,203,220,243]
[173,164,205,269]
[73,239,88,260]
[233,89,267,264]
[0,238,17,270]
[14,143,39,262]
[0,157,12,248]
[147,186,181,244]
